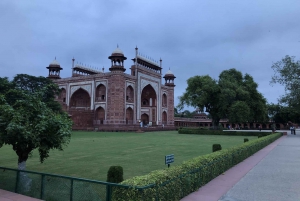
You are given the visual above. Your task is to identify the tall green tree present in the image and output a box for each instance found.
[267,103,300,124]
[178,75,221,126]
[218,69,267,123]
[0,75,72,170]
[0,77,12,94]
[11,74,62,113]
[178,69,267,127]
[271,55,300,121]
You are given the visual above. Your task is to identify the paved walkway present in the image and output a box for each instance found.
[182,130,300,201]
[0,189,42,201]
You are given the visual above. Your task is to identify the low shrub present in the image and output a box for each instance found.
[244,138,249,143]
[212,144,222,152]
[257,132,269,138]
[107,166,123,183]
[112,133,282,201]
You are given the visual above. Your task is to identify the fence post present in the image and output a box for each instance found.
[40,174,45,199]
[155,185,159,201]
[199,167,202,187]
[180,177,184,198]
[106,185,112,201]
[70,179,73,201]
[15,170,20,193]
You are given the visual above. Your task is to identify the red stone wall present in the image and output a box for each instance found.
[68,109,94,129]
[106,73,126,124]
[167,88,175,125]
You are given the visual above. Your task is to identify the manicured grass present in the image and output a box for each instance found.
[0,131,257,181]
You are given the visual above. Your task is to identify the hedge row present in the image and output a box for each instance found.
[111,133,282,201]
[178,128,273,136]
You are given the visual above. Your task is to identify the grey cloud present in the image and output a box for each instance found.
[1,0,300,108]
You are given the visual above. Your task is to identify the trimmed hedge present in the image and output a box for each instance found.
[178,128,272,136]
[212,144,222,152]
[107,166,124,183]
[112,133,282,201]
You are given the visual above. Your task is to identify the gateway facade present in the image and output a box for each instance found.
[46,47,176,130]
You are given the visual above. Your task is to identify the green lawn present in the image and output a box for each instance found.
[0,131,257,181]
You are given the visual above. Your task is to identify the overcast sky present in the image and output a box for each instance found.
[1,0,300,109]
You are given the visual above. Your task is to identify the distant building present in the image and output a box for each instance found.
[46,47,176,130]
[193,109,208,119]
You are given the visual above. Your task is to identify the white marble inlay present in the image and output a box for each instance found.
[141,79,158,95]
[126,81,135,88]
[95,103,106,110]
[70,84,91,97]
[126,103,134,109]
[59,85,67,89]
[96,80,107,88]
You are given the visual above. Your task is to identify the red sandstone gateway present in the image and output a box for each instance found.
[46,46,176,130]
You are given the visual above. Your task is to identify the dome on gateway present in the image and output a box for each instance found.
[112,46,124,55]
[49,58,60,66]
[165,69,174,75]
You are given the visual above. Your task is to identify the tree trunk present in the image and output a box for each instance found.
[17,153,32,192]
[212,118,220,129]
[18,160,26,170]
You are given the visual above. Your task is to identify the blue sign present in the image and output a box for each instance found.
[165,154,174,165]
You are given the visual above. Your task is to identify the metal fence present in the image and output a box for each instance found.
[0,166,154,201]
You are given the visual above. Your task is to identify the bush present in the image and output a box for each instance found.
[258,132,269,138]
[212,144,222,152]
[244,138,249,143]
[112,133,282,201]
[107,166,123,183]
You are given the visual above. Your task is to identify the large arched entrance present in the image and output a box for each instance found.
[126,107,134,124]
[70,88,91,109]
[141,84,157,125]
[95,107,105,124]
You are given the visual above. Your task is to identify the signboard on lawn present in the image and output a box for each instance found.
[165,154,174,165]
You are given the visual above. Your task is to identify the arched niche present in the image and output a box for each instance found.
[141,113,149,126]
[162,111,167,125]
[59,88,66,103]
[126,107,134,124]
[162,93,167,107]
[95,106,105,124]
[126,86,134,103]
[141,84,157,107]
[95,84,106,102]
[70,88,91,109]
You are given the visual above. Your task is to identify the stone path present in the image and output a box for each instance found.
[0,189,42,201]
[182,130,299,201]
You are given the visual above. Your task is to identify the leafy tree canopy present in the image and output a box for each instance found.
[178,68,267,127]
[0,74,72,169]
[4,74,62,112]
[271,55,300,116]
[267,103,300,124]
